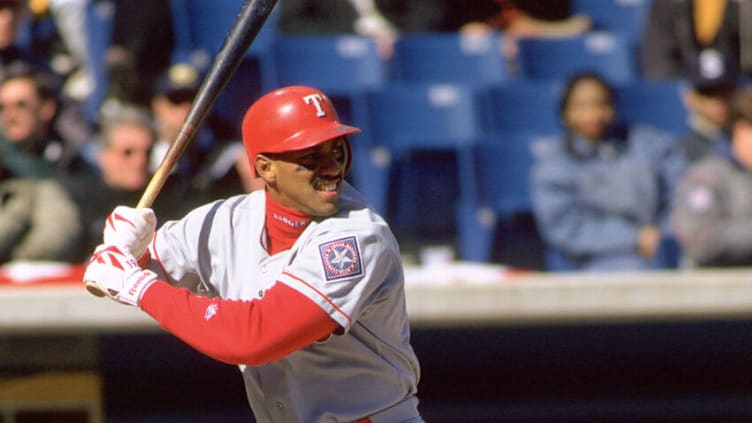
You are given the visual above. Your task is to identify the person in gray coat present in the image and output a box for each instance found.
[0,172,82,263]
[672,85,752,267]
[531,72,688,271]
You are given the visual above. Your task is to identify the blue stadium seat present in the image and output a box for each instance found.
[84,0,116,124]
[457,131,560,262]
[169,0,279,61]
[364,83,482,150]
[271,35,385,95]
[168,0,280,127]
[572,0,653,41]
[517,32,637,83]
[390,32,507,86]
[614,79,689,135]
[271,34,386,128]
[482,81,563,134]
[352,83,482,235]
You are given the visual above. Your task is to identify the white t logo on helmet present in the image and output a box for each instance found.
[303,94,327,117]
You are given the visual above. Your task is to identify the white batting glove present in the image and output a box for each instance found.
[103,206,156,259]
[84,244,158,306]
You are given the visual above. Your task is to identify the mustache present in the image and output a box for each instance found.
[312,174,342,185]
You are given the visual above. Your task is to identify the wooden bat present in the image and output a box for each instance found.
[86,0,279,297]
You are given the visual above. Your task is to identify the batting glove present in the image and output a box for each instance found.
[84,244,158,306]
[103,206,156,259]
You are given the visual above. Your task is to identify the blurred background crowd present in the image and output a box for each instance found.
[1,0,750,273]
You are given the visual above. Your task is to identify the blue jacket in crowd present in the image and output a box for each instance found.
[531,125,688,271]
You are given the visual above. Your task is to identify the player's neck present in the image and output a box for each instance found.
[265,191,312,255]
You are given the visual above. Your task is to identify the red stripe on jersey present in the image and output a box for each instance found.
[281,271,352,327]
[140,280,339,366]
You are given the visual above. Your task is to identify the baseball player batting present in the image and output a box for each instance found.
[84,86,424,422]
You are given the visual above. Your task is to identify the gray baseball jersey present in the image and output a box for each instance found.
[149,182,421,422]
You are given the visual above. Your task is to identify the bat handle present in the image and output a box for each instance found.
[84,280,107,297]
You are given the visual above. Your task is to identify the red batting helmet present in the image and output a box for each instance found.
[242,86,361,176]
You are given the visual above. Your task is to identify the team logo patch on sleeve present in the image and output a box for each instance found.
[319,236,363,281]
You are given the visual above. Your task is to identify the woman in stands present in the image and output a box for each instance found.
[530,72,687,271]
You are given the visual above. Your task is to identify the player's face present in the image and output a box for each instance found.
[264,137,349,217]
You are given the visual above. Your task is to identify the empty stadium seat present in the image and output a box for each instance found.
[457,131,559,262]
[572,0,652,40]
[169,0,279,60]
[390,32,507,86]
[83,0,116,124]
[168,0,280,126]
[517,32,637,83]
[352,82,481,238]
[271,34,386,127]
[482,81,564,134]
[272,34,385,95]
[614,79,689,135]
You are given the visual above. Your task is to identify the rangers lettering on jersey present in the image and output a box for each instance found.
[318,236,363,281]
[303,94,327,117]
[273,212,309,228]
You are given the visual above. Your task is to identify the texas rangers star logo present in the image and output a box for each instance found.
[319,236,363,281]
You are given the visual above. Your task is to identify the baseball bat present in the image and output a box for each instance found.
[85,0,279,297]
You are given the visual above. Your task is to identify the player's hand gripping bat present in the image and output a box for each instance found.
[85,0,279,297]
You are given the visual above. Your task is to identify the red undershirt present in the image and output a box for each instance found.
[140,191,341,366]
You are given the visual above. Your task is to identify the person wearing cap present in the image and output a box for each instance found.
[81,86,424,422]
[150,62,206,176]
[151,62,263,202]
[67,103,190,262]
[640,0,748,80]
[672,86,752,268]
[677,50,740,164]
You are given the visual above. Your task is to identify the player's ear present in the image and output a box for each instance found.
[255,154,275,182]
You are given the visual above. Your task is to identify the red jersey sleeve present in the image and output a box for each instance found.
[140,280,340,366]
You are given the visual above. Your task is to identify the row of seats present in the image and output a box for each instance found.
[74,0,664,264]
[80,0,657,128]
[345,80,687,262]
[163,0,660,117]
[160,0,680,264]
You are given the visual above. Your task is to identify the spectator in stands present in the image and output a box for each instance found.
[0,62,90,181]
[0,0,39,74]
[150,62,262,203]
[640,0,749,80]
[193,140,265,201]
[531,72,687,271]
[30,0,96,103]
[105,0,174,106]
[678,50,740,164]
[66,104,189,262]
[456,0,591,38]
[671,86,752,268]
[276,0,441,59]
[448,0,591,76]
[149,62,207,177]
[0,162,81,263]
